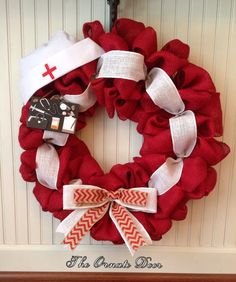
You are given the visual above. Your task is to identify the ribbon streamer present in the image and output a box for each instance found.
[57,184,157,255]
[148,158,183,195]
[169,110,197,158]
[43,130,69,147]
[146,67,185,114]
[36,143,59,189]
[64,83,96,113]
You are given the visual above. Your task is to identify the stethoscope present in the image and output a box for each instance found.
[30,97,74,116]
[29,96,76,126]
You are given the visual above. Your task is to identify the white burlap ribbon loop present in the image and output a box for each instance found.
[148,158,184,195]
[169,110,197,158]
[146,68,185,115]
[64,83,96,113]
[146,68,197,195]
[43,131,69,147]
[36,143,60,189]
[97,50,147,81]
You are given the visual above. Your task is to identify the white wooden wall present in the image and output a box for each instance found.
[0,0,236,273]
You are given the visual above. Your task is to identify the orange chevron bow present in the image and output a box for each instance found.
[57,184,157,255]
[74,187,148,207]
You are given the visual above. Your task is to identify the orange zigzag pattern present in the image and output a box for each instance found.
[74,189,106,204]
[118,189,147,206]
[74,188,147,207]
[111,203,146,252]
[63,203,108,250]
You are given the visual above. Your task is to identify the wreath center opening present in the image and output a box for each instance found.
[79,107,143,173]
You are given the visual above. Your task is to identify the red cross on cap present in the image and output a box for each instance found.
[42,63,57,80]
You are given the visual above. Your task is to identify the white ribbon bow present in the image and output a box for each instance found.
[56,182,157,255]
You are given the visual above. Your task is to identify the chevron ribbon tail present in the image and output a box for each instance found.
[63,203,109,250]
[110,202,152,256]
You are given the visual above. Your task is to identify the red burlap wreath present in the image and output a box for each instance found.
[19,19,230,244]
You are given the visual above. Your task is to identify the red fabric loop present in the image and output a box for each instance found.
[161,39,190,59]
[83,20,105,44]
[112,18,146,49]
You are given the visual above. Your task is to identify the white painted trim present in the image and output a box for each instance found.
[0,245,236,273]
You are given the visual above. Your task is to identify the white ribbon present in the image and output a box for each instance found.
[169,110,197,158]
[148,111,196,195]
[148,158,183,195]
[43,84,96,146]
[144,69,197,194]
[146,67,185,114]
[36,143,60,189]
[97,50,147,81]
[64,83,96,113]
[43,131,68,147]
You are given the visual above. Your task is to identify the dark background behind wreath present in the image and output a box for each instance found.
[0,0,235,274]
